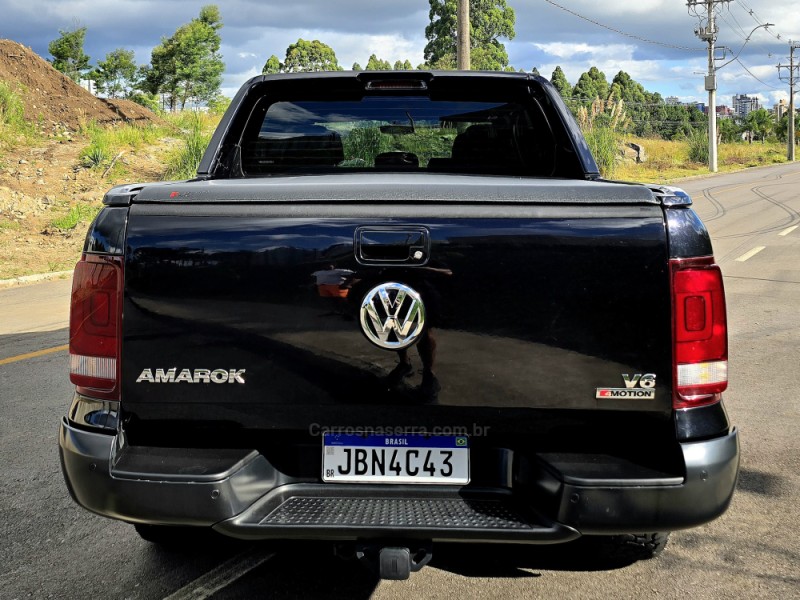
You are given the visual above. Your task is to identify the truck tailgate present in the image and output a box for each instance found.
[121,199,673,438]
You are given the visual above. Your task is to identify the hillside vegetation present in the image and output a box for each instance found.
[0,41,792,280]
[0,45,220,279]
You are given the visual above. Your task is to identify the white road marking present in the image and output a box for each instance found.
[163,547,275,600]
[779,225,798,237]
[735,247,766,262]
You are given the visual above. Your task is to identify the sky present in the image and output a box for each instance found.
[1,0,798,108]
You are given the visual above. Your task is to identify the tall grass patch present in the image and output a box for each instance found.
[163,112,215,180]
[584,127,619,179]
[720,142,786,167]
[614,136,788,183]
[79,119,173,172]
[0,82,35,150]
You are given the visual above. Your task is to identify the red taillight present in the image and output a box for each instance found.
[671,257,727,409]
[70,254,122,399]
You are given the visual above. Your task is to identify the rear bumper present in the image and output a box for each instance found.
[59,417,738,541]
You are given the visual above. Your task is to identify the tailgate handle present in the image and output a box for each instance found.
[356,227,430,265]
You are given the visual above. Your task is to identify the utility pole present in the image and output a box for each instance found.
[688,0,729,172]
[457,0,470,70]
[777,41,800,161]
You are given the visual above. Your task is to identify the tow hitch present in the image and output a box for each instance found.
[337,541,433,580]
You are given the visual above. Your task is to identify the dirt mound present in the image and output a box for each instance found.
[0,39,160,131]
[103,98,161,122]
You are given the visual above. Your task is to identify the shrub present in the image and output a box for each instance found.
[127,92,162,113]
[584,126,619,178]
[688,130,709,164]
[79,142,111,168]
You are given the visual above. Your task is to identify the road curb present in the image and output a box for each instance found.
[669,160,797,184]
[0,270,72,289]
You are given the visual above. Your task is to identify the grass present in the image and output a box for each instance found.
[76,111,222,179]
[163,112,219,180]
[614,136,788,183]
[50,203,101,230]
[0,82,36,152]
[0,219,21,231]
[47,259,74,272]
[78,119,173,172]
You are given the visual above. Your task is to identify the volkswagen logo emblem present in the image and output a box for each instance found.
[360,282,426,350]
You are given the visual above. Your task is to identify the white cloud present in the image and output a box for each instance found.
[2,0,799,104]
[221,66,262,98]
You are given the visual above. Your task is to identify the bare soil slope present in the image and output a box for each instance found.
[0,40,179,280]
[0,39,159,131]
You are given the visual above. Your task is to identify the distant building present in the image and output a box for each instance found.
[695,103,733,117]
[774,99,788,120]
[666,96,681,106]
[78,79,96,96]
[716,105,734,119]
[732,94,760,119]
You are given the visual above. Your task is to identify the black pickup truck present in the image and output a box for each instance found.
[60,71,738,579]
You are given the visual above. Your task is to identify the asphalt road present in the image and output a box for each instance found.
[1,162,798,599]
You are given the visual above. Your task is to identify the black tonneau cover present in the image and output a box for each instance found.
[131,174,657,205]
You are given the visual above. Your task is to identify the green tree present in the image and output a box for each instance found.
[530,66,540,77]
[127,91,161,112]
[610,71,646,104]
[573,67,608,103]
[148,5,225,110]
[776,112,800,143]
[352,62,363,71]
[90,49,137,98]
[550,66,572,100]
[393,59,413,70]
[717,117,741,143]
[135,64,162,97]
[283,39,343,72]
[424,0,516,70]
[366,54,392,70]
[207,94,231,115]
[48,25,90,82]
[745,108,773,143]
[262,54,282,74]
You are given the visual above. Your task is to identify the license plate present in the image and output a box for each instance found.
[322,434,470,484]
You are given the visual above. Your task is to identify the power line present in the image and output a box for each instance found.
[718,9,773,58]
[541,0,705,52]
[734,57,781,89]
[723,6,751,39]
[736,0,784,41]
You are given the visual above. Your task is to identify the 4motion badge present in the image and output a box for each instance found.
[596,373,656,400]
